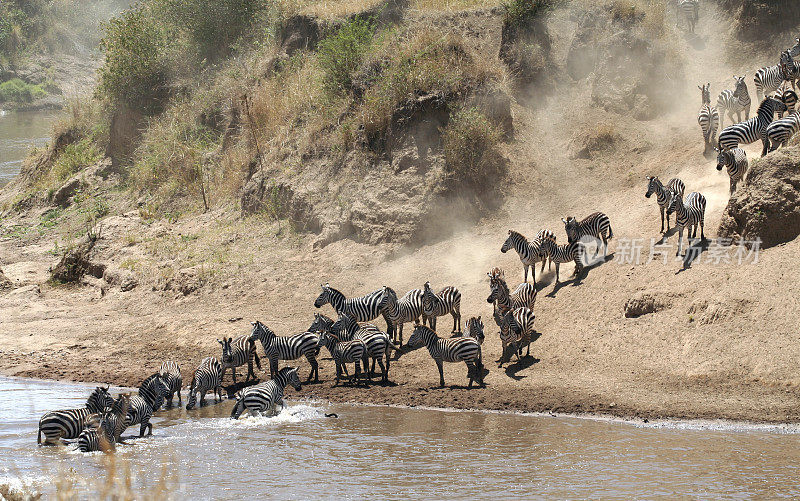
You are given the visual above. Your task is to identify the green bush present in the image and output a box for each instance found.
[50,138,103,184]
[0,78,47,103]
[503,0,557,27]
[317,16,377,95]
[441,107,504,190]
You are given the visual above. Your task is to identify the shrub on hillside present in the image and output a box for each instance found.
[317,16,377,95]
[441,107,505,194]
[0,78,47,103]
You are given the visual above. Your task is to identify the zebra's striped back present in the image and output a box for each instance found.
[563,212,613,244]
[314,284,384,322]
[775,85,798,118]
[318,332,368,363]
[38,387,114,444]
[766,111,800,149]
[755,65,785,100]
[250,322,319,362]
[379,286,423,325]
[159,361,182,405]
[542,239,584,265]
[230,367,301,419]
[719,97,786,151]
[138,373,169,411]
[186,357,224,410]
[407,325,481,364]
[421,282,461,319]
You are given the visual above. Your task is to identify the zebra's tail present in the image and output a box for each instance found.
[607,223,614,240]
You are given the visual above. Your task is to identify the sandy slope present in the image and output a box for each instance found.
[1,2,799,422]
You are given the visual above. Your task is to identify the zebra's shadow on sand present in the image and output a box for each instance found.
[504,356,540,381]
[656,227,679,245]
[676,238,710,274]
[544,253,615,298]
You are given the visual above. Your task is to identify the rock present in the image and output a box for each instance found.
[50,237,105,283]
[624,292,668,318]
[51,177,83,207]
[718,146,800,248]
[240,182,322,233]
[0,267,13,291]
[120,274,138,292]
[164,266,207,296]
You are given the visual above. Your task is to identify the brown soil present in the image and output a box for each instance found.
[2,2,800,423]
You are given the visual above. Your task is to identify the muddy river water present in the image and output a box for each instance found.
[1,376,799,498]
[0,110,61,187]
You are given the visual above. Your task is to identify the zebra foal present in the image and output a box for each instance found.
[715,148,748,194]
[667,191,707,256]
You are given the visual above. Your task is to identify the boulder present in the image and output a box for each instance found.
[718,146,800,248]
[51,177,83,207]
[624,292,669,318]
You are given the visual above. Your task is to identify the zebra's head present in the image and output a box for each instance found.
[407,324,435,349]
[501,230,520,253]
[314,284,331,308]
[219,337,234,364]
[309,313,333,334]
[249,321,274,343]
[331,313,357,338]
[698,83,711,105]
[316,331,339,351]
[645,176,660,198]
[379,286,396,311]
[279,367,302,391]
[715,148,730,171]
[87,386,115,413]
[487,267,504,281]
[562,217,579,242]
[733,76,748,98]
[465,316,485,344]
[421,281,435,311]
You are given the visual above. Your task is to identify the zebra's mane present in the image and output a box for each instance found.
[507,230,528,244]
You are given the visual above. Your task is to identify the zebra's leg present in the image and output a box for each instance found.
[660,206,665,233]
[700,216,705,242]
[676,227,684,256]
[369,357,376,378]
[270,356,278,380]
[730,178,736,195]
[761,137,769,157]
[398,323,404,347]
[376,358,387,382]
[430,316,437,332]
[435,359,445,387]
[306,354,319,382]
[554,263,560,283]
[200,390,207,406]
[523,264,529,283]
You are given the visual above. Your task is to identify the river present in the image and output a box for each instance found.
[0,110,61,187]
[1,376,799,499]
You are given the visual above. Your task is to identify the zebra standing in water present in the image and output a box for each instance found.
[698,83,720,152]
[230,367,302,419]
[218,335,260,384]
[678,0,699,33]
[775,84,798,118]
[159,361,182,407]
[421,281,462,333]
[766,110,800,151]
[331,313,402,382]
[77,394,130,453]
[406,325,485,388]
[754,64,787,101]
[314,284,389,330]
[563,212,613,258]
[718,97,786,156]
[540,238,585,284]
[378,286,426,345]
[667,191,707,256]
[645,176,686,233]
[186,357,225,410]
[248,321,321,382]
[317,331,370,385]
[717,76,751,128]
[500,229,556,285]
[124,373,170,437]
[38,386,114,445]
[494,307,537,367]
[715,148,748,194]
[486,269,536,314]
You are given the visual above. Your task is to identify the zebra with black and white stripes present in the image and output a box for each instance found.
[755,65,786,101]
[331,313,402,382]
[540,238,585,284]
[186,357,225,410]
[501,229,556,285]
[788,37,800,58]
[124,373,170,437]
[563,212,613,257]
[667,191,707,256]
[766,110,800,151]
[218,335,260,384]
[698,83,720,152]
[718,97,787,156]
[677,0,699,33]
[486,269,536,314]
[158,361,182,407]
[314,284,387,324]
[378,286,426,345]
[317,331,370,386]
[494,307,536,367]
[717,76,751,128]
[645,176,685,233]
[38,386,114,445]
[248,321,321,382]
[407,325,485,388]
[462,316,485,345]
[780,50,800,91]
[421,281,461,333]
[77,394,130,453]
[715,147,748,194]
[230,367,302,419]
[775,84,797,118]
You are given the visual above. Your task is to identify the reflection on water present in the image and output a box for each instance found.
[0,110,61,187]
[1,376,799,499]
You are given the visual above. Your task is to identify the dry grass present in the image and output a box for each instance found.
[277,0,384,20]
[411,0,500,12]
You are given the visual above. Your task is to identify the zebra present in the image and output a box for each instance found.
[677,0,699,33]
[77,394,130,453]
[755,65,786,101]
[459,316,485,344]
[406,325,485,388]
[378,286,426,345]
[314,284,388,327]
[540,238,585,284]
[421,281,461,333]
[667,191,707,256]
[780,50,800,90]
[715,147,748,194]
[124,373,170,438]
[218,335,260,384]
[331,314,401,382]
[766,110,800,151]
[645,176,686,233]
[563,212,613,258]
[186,357,225,410]
[717,76,751,128]
[493,307,536,367]
[775,84,798,118]
[500,229,556,285]
[317,331,371,386]
[158,361,182,407]
[788,36,800,58]
[718,97,787,156]
[698,83,719,152]
[248,321,321,382]
[230,367,302,419]
[486,269,536,315]
[38,386,114,445]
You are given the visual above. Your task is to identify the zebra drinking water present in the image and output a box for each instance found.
[766,110,800,151]
[38,386,114,445]
[186,357,225,410]
[218,335,261,384]
[421,281,462,333]
[500,229,555,285]
[667,191,707,257]
[645,176,685,233]
[406,325,485,388]
[249,321,321,382]
[230,367,302,419]
[698,83,720,152]
[718,97,786,156]
[378,286,426,345]
[717,76,751,128]
[715,148,748,194]
[124,373,170,437]
[158,361,182,407]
